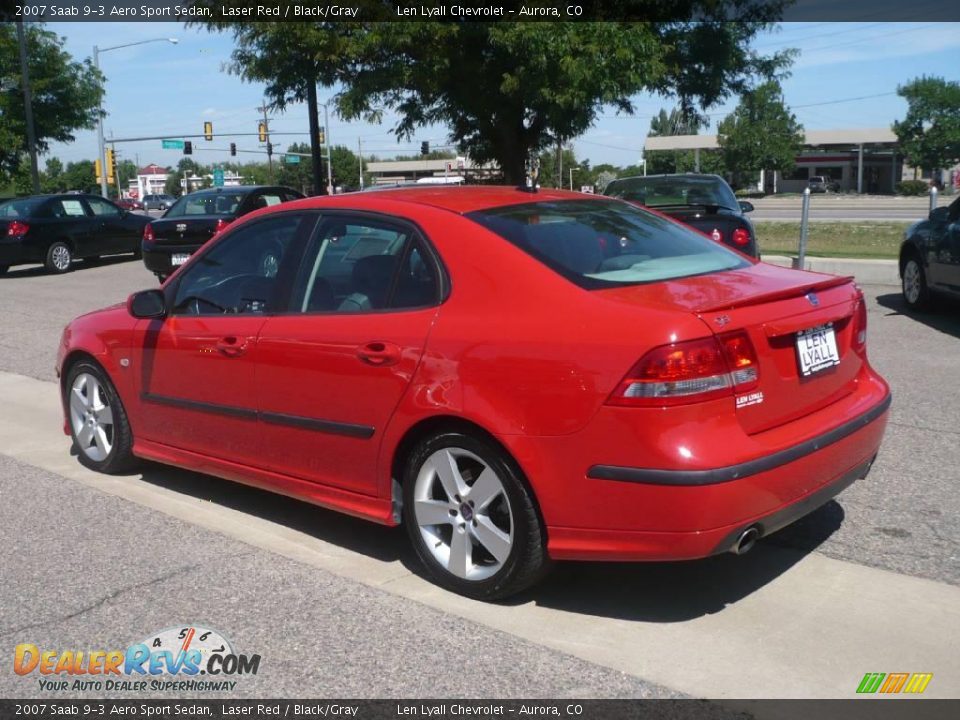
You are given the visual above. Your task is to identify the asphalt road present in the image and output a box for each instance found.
[0,255,958,701]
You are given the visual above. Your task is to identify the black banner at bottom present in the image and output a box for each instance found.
[2,699,958,720]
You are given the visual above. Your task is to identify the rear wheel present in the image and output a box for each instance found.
[64,361,138,474]
[902,255,932,311]
[402,431,549,600]
[45,242,72,273]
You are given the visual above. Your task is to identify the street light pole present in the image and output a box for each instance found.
[94,38,178,198]
[324,102,333,194]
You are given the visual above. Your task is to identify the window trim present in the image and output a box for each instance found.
[277,209,450,317]
[164,210,320,318]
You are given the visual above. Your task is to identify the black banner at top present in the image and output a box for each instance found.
[3,0,959,22]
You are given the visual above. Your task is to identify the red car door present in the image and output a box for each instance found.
[132,212,313,466]
[254,215,443,495]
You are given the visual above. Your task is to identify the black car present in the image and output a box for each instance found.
[603,173,760,258]
[0,194,150,274]
[899,195,960,310]
[143,185,305,281]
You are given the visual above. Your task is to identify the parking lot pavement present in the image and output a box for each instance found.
[0,257,958,698]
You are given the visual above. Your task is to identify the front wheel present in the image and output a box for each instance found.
[902,255,932,311]
[45,242,73,273]
[65,361,138,474]
[402,432,550,600]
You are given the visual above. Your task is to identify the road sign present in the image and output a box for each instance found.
[161,139,185,150]
[285,155,301,164]
[213,168,225,187]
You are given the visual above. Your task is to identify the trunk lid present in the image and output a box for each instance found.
[598,262,863,434]
[149,215,232,247]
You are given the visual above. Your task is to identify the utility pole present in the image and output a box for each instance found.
[258,102,274,181]
[16,21,41,194]
[324,102,333,194]
[358,137,364,190]
[112,142,122,199]
[306,79,324,195]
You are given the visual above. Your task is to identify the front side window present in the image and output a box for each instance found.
[172,214,305,316]
[85,197,121,217]
[290,217,439,313]
[467,199,749,288]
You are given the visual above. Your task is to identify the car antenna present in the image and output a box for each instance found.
[519,157,540,193]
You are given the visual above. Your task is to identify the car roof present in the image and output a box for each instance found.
[609,173,725,182]
[286,185,604,215]
[183,185,291,196]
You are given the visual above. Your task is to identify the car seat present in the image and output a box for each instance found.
[337,255,399,312]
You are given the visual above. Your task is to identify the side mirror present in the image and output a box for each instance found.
[128,289,166,319]
[930,206,949,223]
[739,200,755,213]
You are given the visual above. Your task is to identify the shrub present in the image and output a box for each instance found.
[735,189,766,198]
[896,180,930,196]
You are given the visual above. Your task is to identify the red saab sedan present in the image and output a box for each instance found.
[57,187,890,599]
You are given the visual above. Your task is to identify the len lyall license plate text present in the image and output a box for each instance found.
[796,323,840,376]
[171,253,190,266]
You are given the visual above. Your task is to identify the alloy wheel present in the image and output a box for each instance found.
[51,245,71,271]
[413,447,514,581]
[69,372,115,462]
[903,260,921,305]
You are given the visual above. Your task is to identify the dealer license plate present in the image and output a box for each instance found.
[796,323,840,376]
[171,253,190,266]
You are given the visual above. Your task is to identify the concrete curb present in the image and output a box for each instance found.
[763,255,899,286]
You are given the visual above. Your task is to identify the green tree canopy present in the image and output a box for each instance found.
[893,76,960,173]
[190,7,792,184]
[0,23,104,182]
[717,81,803,187]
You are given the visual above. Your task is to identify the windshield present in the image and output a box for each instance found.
[467,199,749,288]
[604,176,739,211]
[165,191,245,217]
[0,197,46,218]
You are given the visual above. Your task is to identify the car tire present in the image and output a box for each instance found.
[902,254,932,311]
[64,360,138,474]
[402,431,550,600]
[45,242,73,273]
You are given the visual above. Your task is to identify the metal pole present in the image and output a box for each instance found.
[798,187,811,270]
[112,142,121,199]
[93,45,108,197]
[930,186,938,214]
[259,103,274,182]
[306,80,323,195]
[857,143,864,194]
[358,137,364,190]
[569,167,573,191]
[324,103,333,195]
[16,21,41,194]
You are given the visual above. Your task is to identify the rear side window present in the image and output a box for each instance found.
[467,199,749,288]
[166,192,245,217]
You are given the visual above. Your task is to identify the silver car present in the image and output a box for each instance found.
[142,194,177,211]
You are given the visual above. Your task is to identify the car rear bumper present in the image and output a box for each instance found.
[506,371,891,562]
[142,243,200,276]
[0,239,35,266]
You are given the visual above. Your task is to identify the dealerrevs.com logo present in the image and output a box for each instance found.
[14,625,261,693]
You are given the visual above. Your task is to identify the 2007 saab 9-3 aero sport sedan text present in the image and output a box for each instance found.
[56,186,891,599]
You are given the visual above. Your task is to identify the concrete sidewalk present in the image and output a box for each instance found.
[763,255,899,285]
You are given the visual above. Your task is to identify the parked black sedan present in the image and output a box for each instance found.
[603,174,760,258]
[0,194,150,274]
[899,195,960,310]
[143,185,305,281]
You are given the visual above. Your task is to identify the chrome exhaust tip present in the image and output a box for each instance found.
[733,527,760,555]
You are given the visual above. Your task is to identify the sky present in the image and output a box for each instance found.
[42,21,960,173]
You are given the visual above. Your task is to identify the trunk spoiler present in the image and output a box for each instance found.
[695,274,855,313]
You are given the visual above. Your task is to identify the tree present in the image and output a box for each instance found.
[61,160,96,194]
[41,157,64,193]
[893,76,960,176]
[277,142,313,194]
[646,106,717,175]
[717,81,803,188]
[191,8,792,184]
[0,23,104,182]
[328,145,362,191]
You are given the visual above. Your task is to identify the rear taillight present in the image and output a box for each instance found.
[852,296,868,355]
[732,228,751,246]
[213,218,232,235]
[710,228,722,242]
[607,331,759,407]
[8,220,29,236]
[143,223,154,243]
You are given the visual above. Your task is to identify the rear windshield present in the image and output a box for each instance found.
[467,199,749,288]
[165,192,245,217]
[604,176,738,211]
[0,197,46,218]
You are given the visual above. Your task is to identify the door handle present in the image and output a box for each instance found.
[356,341,401,367]
[215,336,248,357]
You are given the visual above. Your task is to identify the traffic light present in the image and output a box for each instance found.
[94,158,103,183]
[266,142,273,156]
[184,141,193,155]
[317,128,325,145]
[230,142,237,157]
[258,122,267,142]
[421,141,429,156]
[203,121,213,141]
[105,148,116,183]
